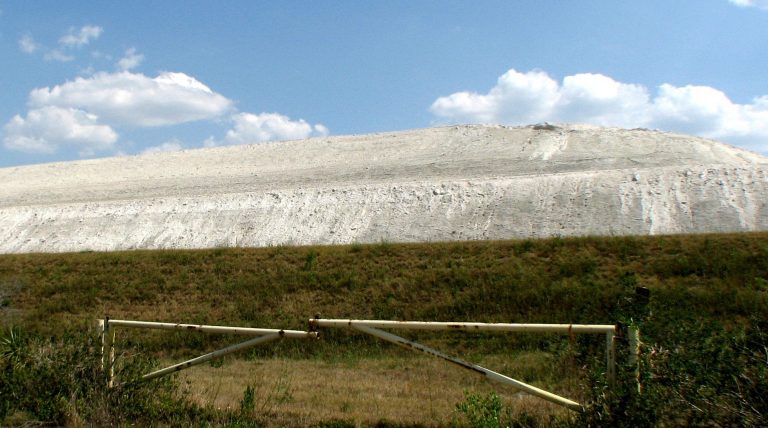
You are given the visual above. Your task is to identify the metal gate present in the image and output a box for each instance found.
[99,316,627,412]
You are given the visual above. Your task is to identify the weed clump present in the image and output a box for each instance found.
[0,326,201,425]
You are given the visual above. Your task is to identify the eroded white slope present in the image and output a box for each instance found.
[1,124,766,253]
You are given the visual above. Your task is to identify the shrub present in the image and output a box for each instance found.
[579,318,768,426]
[455,391,503,428]
[0,327,196,426]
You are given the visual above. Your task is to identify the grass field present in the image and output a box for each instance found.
[2,233,767,426]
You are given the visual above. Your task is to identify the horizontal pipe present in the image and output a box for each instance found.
[142,333,282,381]
[352,325,583,411]
[107,319,317,339]
[311,319,616,334]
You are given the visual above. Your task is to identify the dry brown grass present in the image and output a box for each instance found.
[176,352,578,426]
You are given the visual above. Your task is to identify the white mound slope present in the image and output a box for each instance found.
[1,124,767,254]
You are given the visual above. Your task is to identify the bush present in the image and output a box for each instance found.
[0,326,196,426]
[455,391,504,428]
[579,318,768,426]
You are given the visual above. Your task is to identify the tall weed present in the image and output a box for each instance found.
[0,327,195,425]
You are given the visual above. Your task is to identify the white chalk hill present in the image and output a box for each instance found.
[1,124,767,253]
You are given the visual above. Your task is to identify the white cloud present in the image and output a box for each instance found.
[2,106,117,155]
[208,112,329,147]
[5,70,236,158]
[558,73,651,127]
[141,139,184,155]
[19,34,39,54]
[117,47,144,71]
[5,63,327,159]
[313,123,330,137]
[43,49,74,62]
[59,25,103,48]
[430,68,768,153]
[652,84,734,135]
[79,65,96,76]
[28,71,233,127]
[18,25,103,61]
[431,69,560,124]
[203,136,218,148]
[729,0,768,10]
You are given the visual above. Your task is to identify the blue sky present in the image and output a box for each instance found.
[1,1,767,167]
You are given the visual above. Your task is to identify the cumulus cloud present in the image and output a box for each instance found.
[141,139,184,155]
[4,64,328,158]
[729,0,768,10]
[431,69,651,128]
[59,25,103,48]
[2,106,117,155]
[117,47,144,71]
[557,73,651,126]
[4,70,235,157]
[19,34,39,54]
[207,112,329,147]
[430,68,768,153]
[29,71,233,127]
[432,70,561,124]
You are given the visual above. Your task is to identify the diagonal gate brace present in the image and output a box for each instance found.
[99,318,318,386]
[142,332,283,381]
[351,324,583,411]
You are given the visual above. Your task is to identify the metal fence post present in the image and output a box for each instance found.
[624,286,648,394]
[628,326,641,393]
[606,330,616,385]
[98,319,105,370]
[100,317,115,388]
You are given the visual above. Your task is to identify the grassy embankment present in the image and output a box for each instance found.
[1,233,767,426]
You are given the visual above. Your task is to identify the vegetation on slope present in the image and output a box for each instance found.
[1,233,767,426]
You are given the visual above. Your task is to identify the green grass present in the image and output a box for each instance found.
[2,233,767,346]
[1,232,767,426]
